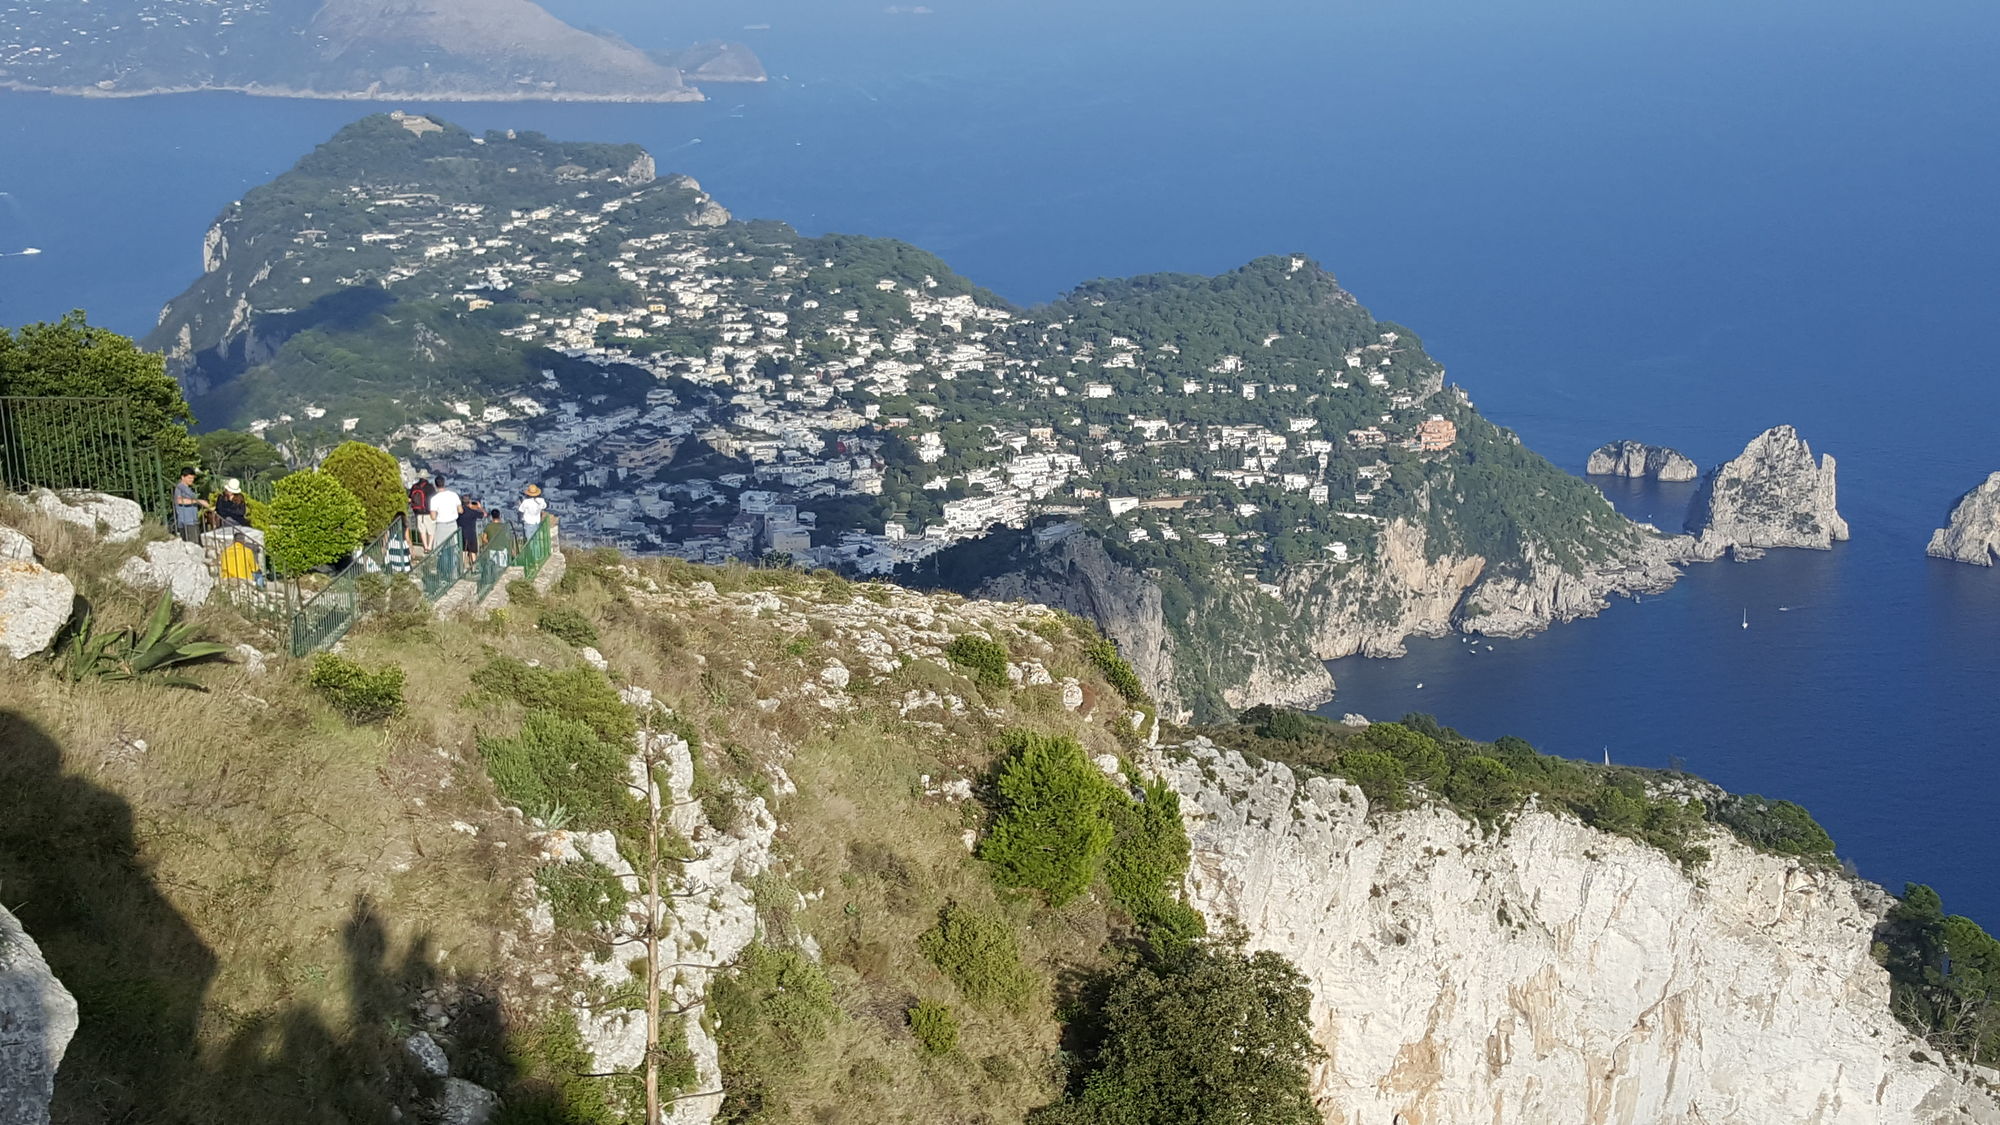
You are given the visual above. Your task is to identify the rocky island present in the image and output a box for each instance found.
[1586,439,1699,481]
[0,0,764,102]
[1686,424,1849,556]
[1927,472,2000,566]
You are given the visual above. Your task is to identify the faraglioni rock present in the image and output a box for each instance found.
[1685,425,1850,553]
[0,905,78,1125]
[1151,739,2000,1125]
[1586,439,1700,481]
[1927,472,2000,566]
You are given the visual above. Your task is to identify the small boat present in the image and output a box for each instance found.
[1415,682,1424,689]
[1602,747,1611,766]
[1741,609,1749,630]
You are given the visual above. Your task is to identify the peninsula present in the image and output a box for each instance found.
[0,0,764,102]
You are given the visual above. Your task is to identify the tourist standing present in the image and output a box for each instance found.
[427,475,462,553]
[483,509,514,567]
[214,478,249,527]
[408,471,436,550]
[172,469,209,543]
[518,484,547,536]
[457,498,484,567]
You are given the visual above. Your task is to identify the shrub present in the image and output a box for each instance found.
[1878,884,2000,1065]
[1715,794,1835,857]
[1104,778,1204,949]
[306,652,405,723]
[1084,638,1148,704]
[265,470,367,576]
[945,633,1011,688]
[917,903,1036,1012]
[470,657,635,745]
[1334,750,1406,810]
[318,441,405,539]
[1444,756,1521,820]
[713,944,837,1122]
[534,859,627,933]
[907,999,959,1057]
[478,711,639,832]
[500,1009,619,1125]
[537,607,599,648]
[977,731,1115,904]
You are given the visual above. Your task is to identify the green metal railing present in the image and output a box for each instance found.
[0,396,170,514]
[417,528,463,601]
[473,536,508,602]
[520,517,553,581]
[287,515,411,658]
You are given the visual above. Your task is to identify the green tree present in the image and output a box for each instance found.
[0,312,198,487]
[319,441,405,539]
[977,731,1115,904]
[1045,940,1322,1125]
[264,470,367,576]
[196,428,287,488]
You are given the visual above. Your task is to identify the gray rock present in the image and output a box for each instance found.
[434,1077,499,1125]
[579,646,609,672]
[1685,426,1849,551]
[0,527,35,562]
[1927,471,2000,566]
[1059,678,1085,711]
[0,905,78,1125]
[28,489,145,543]
[404,1030,450,1078]
[116,539,216,607]
[0,554,74,660]
[1586,440,1700,482]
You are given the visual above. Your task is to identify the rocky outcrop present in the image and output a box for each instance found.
[1587,439,1700,481]
[0,536,74,660]
[1686,425,1849,553]
[1927,472,2000,566]
[0,905,78,1125]
[117,539,216,607]
[1147,739,2000,1125]
[28,489,145,543]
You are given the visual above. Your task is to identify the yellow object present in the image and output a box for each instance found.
[219,542,259,580]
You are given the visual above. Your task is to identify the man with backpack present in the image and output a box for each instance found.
[409,471,436,550]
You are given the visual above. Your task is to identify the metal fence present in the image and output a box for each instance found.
[473,537,508,602]
[417,528,463,601]
[286,514,413,658]
[520,518,553,582]
[0,396,170,513]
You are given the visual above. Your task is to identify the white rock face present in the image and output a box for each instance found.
[116,539,216,606]
[1927,471,2000,566]
[1587,440,1700,481]
[0,552,74,660]
[1147,740,2000,1125]
[0,905,78,1125]
[28,489,145,543]
[1686,425,1850,552]
[0,527,34,562]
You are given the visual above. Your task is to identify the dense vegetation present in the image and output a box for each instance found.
[1878,884,2000,1066]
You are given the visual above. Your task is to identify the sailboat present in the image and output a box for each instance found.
[1603,747,1611,766]
[1741,608,1749,630]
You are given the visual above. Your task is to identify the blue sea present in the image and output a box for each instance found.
[2,0,1996,918]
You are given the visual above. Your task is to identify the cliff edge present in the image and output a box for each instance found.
[1927,472,2000,566]
[1149,738,2000,1125]
[1587,439,1700,481]
[0,905,77,1125]
[1686,425,1849,553]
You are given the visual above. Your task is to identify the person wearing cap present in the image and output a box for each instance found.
[214,478,250,527]
[518,483,547,534]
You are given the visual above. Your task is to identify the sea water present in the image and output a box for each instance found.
[0,0,1995,916]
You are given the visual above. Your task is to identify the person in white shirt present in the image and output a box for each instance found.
[427,475,463,550]
[518,483,548,533]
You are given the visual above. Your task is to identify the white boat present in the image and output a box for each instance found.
[1741,609,1749,630]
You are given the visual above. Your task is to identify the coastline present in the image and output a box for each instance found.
[0,79,718,103]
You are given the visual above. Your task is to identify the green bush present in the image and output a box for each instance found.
[977,731,1115,904]
[713,944,838,1123]
[470,657,636,745]
[319,441,406,539]
[917,903,1036,1012]
[535,859,626,933]
[907,999,959,1057]
[265,470,368,576]
[1715,794,1835,857]
[1104,778,1204,949]
[1878,884,2000,1065]
[1084,638,1148,705]
[944,633,1011,688]
[478,711,640,832]
[1444,756,1521,820]
[1334,750,1406,810]
[306,652,405,723]
[538,607,599,648]
[498,1009,620,1125]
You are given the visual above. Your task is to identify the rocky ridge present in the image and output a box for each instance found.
[1686,425,1849,554]
[1146,738,2000,1124]
[1587,439,1700,481]
[1927,472,2000,566]
[0,904,76,1125]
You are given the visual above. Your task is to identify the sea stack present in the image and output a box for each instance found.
[1926,472,2000,566]
[1685,425,1848,553]
[1586,440,1699,482]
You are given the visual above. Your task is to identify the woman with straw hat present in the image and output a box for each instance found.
[517,483,548,532]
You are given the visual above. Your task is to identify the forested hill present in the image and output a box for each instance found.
[0,0,763,101]
[145,113,1668,719]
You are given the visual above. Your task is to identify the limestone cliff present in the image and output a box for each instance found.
[0,905,77,1125]
[1686,425,1850,554]
[1147,739,2000,1125]
[1587,439,1700,481]
[1927,472,2000,566]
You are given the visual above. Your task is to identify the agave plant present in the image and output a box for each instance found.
[64,593,233,690]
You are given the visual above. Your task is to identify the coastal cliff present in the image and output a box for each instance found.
[1150,738,2000,1124]
[0,905,76,1125]
[1587,439,1700,481]
[1687,425,1849,554]
[1927,472,2000,566]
